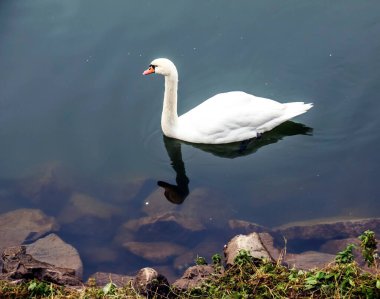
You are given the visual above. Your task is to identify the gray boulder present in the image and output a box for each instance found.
[25,233,83,279]
[1,246,81,286]
[172,265,217,291]
[224,232,280,266]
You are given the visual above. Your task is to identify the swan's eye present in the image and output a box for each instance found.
[149,64,156,70]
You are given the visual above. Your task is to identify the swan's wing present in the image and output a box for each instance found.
[178,91,285,143]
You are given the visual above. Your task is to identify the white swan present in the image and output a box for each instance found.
[143,58,313,144]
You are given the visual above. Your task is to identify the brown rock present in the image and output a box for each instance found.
[132,267,169,298]
[174,240,222,271]
[19,161,69,204]
[25,233,83,279]
[87,272,133,287]
[172,265,217,291]
[228,219,271,234]
[142,188,178,216]
[124,212,205,232]
[1,246,81,286]
[115,212,205,245]
[275,218,380,241]
[59,192,121,223]
[108,176,147,204]
[224,233,275,266]
[142,187,232,228]
[0,209,59,252]
[123,241,186,263]
[179,188,232,228]
[284,251,335,270]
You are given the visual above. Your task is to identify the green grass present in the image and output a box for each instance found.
[182,253,379,298]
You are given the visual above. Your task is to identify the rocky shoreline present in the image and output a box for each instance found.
[1,208,379,296]
[1,163,379,296]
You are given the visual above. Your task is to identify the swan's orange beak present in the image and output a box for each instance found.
[143,66,155,75]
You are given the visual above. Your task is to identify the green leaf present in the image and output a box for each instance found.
[305,277,318,285]
[212,253,222,265]
[28,281,37,291]
[195,256,207,265]
[376,280,380,289]
[316,271,325,279]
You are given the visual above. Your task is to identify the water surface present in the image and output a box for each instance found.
[1,0,380,280]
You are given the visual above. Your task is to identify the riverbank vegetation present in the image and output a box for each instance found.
[0,230,378,298]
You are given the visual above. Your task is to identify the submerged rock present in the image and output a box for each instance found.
[1,246,81,286]
[142,188,179,216]
[179,188,233,228]
[19,161,70,206]
[123,212,205,232]
[274,218,380,241]
[115,211,205,245]
[107,176,148,204]
[132,267,170,298]
[58,192,122,237]
[284,251,336,270]
[143,187,232,228]
[228,219,271,234]
[59,192,121,223]
[0,209,59,252]
[174,240,222,271]
[172,265,217,291]
[25,233,83,279]
[320,238,362,255]
[123,241,186,263]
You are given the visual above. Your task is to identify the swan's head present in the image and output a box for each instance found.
[143,58,178,77]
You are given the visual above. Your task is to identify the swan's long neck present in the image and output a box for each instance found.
[161,73,179,137]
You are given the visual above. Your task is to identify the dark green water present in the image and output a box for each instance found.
[1,0,380,280]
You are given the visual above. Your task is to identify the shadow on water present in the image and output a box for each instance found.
[158,121,313,204]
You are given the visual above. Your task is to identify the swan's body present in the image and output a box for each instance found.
[143,58,313,144]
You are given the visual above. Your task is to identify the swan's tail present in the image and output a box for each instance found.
[257,101,313,134]
[283,102,313,119]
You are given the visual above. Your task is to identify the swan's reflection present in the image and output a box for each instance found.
[158,121,312,204]
[157,136,189,205]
